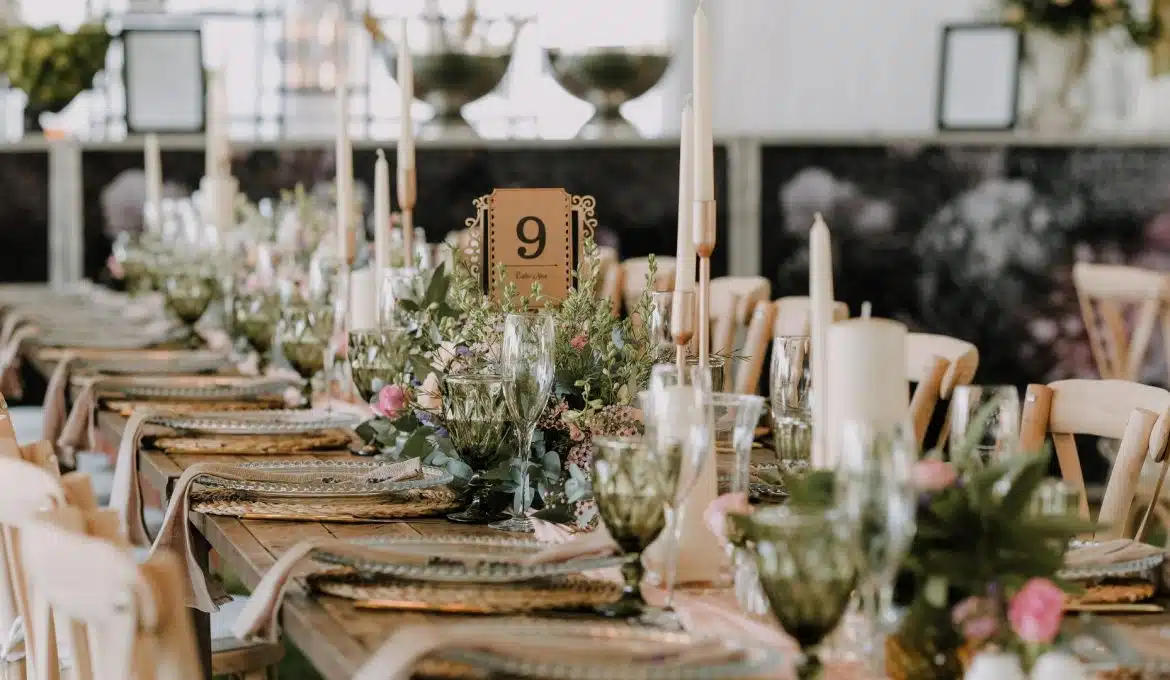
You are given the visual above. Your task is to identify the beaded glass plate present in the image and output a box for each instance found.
[194,460,452,498]
[433,621,784,679]
[104,375,294,400]
[155,409,361,435]
[312,535,631,583]
[1059,540,1167,581]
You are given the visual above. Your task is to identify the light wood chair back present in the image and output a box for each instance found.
[20,507,200,680]
[1072,262,1170,382]
[591,246,622,317]
[905,333,980,447]
[621,256,676,315]
[733,296,849,396]
[710,276,771,358]
[1019,379,1170,537]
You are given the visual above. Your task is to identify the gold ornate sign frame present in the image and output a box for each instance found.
[462,190,597,302]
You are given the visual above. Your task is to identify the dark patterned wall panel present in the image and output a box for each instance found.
[760,143,1170,388]
[83,145,729,280]
[0,152,50,282]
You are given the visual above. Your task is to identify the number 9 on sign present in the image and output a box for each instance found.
[516,216,546,259]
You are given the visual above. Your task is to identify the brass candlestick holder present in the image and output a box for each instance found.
[670,290,696,375]
[398,166,417,266]
[693,199,717,368]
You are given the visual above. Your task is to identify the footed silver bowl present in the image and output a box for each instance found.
[546,48,672,139]
[367,14,523,139]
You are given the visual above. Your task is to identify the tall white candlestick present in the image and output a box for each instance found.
[204,70,218,179]
[144,133,162,233]
[691,1,714,203]
[809,213,834,469]
[374,149,391,283]
[674,100,695,293]
[335,9,352,262]
[397,19,416,266]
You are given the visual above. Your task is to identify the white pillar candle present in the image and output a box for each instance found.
[691,1,714,203]
[143,133,162,233]
[397,19,416,265]
[373,149,391,289]
[349,268,378,331]
[674,100,695,293]
[334,9,353,262]
[809,213,834,468]
[826,318,910,467]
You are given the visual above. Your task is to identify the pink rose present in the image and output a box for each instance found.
[704,492,752,543]
[1009,578,1064,644]
[570,334,588,350]
[952,597,999,643]
[375,384,408,418]
[912,460,957,491]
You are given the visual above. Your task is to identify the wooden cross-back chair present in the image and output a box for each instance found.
[20,507,202,680]
[620,256,676,316]
[709,276,772,360]
[1072,262,1170,383]
[905,333,979,448]
[1019,379,1170,539]
[734,296,850,396]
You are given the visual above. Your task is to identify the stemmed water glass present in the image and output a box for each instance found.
[835,420,917,670]
[770,335,812,469]
[445,373,512,524]
[590,435,680,617]
[278,300,335,405]
[949,385,1021,466]
[491,313,555,533]
[347,328,410,403]
[161,262,217,343]
[747,505,859,679]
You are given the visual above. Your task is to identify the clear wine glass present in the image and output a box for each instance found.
[770,335,812,471]
[835,420,917,670]
[490,313,556,533]
[639,365,714,607]
[949,384,1020,466]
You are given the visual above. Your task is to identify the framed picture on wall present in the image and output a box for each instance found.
[936,23,1022,132]
[123,26,205,134]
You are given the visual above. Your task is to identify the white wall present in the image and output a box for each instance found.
[664,0,992,135]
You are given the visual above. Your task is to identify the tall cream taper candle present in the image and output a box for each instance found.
[809,213,834,469]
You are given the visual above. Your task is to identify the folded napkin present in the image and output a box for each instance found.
[153,458,424,613]
[110,410,165,546]
[352,620,745,680]
[1063,539,1166,569]
[56,377,99,463]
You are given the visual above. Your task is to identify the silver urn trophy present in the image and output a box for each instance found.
[365,11,525,139]
[546,48,671,139]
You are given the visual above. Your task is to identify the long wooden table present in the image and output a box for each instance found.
[98,410,513,680]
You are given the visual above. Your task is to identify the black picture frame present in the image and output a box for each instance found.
[122,26,206,134]
[936,23,1022,132]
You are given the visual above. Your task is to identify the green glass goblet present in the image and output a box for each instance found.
[162,266,216,341]
[235,291,280,373]
[278,302,333,405]
[591,435,681,618]
[746,505,858,679]
[347,328,410,403]
[443,373,511,524]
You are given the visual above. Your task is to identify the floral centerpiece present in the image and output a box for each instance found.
[719,431,1092,678]
[1001,0,1161,130]
[355,239,663,527]
[0,23,112,131]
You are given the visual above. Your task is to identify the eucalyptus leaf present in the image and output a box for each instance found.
[399,427,433,460]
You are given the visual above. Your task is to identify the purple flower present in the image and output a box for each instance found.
[455,345,471,357]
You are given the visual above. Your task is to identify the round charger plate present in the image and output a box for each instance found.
[311,535,631,583]
[433,621,783,680]
[155,409,361,435]
[106,375,294,400]
[1059,540,1167,581]
[195,459,451,498]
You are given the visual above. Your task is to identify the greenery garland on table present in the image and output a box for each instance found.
[355,238,662,527]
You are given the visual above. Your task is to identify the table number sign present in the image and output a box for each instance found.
[463,188,596,306]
